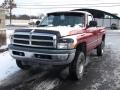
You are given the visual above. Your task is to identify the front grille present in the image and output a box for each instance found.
[12,29,57,48]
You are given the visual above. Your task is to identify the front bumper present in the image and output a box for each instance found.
[8,45,76,65]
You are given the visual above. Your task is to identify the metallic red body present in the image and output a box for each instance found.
[69,27,105,53]
[73,27,105,52]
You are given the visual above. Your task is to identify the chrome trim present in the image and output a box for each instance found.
[13,43,55,48]
[29,30,34,45]
[53,35,57,48]
[31,39,54,42]
[13,38,29,41]
[14,32,30,35]
[10,50,68,56]
[10,50,69,61]
[32,33,55,37]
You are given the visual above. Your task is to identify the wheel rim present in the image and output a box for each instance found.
[78,61,84,75]
[101,41,105,54]
[102,48,104,54]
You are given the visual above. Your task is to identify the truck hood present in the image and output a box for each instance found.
[29,26,84,36]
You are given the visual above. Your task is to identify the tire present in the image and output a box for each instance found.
[97,40,105,56]
[16,60,31,70]
[69,52,86,80]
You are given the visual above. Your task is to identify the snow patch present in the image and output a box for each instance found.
[28,26,83,36]
[0,51,19,84]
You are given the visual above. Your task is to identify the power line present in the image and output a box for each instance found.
[17,4,120,9]
[18,2,120,6]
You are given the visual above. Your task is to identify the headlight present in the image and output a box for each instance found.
[57,38,75,49]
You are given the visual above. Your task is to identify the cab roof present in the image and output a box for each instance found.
[48,11,92,16]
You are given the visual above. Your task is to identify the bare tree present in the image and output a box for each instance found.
[0,0,16,25]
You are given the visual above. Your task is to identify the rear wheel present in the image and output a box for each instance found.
[16,60,31,70]
[97,40,105,56]
[69,52,85,80]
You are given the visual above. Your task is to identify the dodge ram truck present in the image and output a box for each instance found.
[9,11,106,80]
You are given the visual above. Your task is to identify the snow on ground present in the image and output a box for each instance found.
[0,51,19,83]
[0,29,19,84]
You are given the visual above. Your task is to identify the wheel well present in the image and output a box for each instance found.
[76,42,86,56]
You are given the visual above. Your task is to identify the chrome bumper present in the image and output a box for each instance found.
[9,45,76,65]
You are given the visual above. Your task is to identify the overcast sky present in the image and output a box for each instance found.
[0,0,120,16]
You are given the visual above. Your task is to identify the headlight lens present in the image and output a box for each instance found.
[57,38,74,49]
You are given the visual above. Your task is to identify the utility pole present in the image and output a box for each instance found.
[9,0,12,25]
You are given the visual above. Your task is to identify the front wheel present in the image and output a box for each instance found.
[97,40,105,56]
[16,60,31,70]
[69,52,85,80]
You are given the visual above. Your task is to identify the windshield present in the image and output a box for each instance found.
[39,12,85,27]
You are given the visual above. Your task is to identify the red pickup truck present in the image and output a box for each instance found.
[9,11,106,80]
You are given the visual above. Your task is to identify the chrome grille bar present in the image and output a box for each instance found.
[13,38,29,41]
[14,32,30,35]
[31,39,54,42]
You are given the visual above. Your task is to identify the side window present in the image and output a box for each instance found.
[88,15,93,25]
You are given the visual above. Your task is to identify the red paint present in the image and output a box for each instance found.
[68,26,105,53]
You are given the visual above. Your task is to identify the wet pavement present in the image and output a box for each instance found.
[0,30,120,90]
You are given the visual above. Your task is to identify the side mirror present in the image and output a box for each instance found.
[89,21,97,27]
[35,20,40,26]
